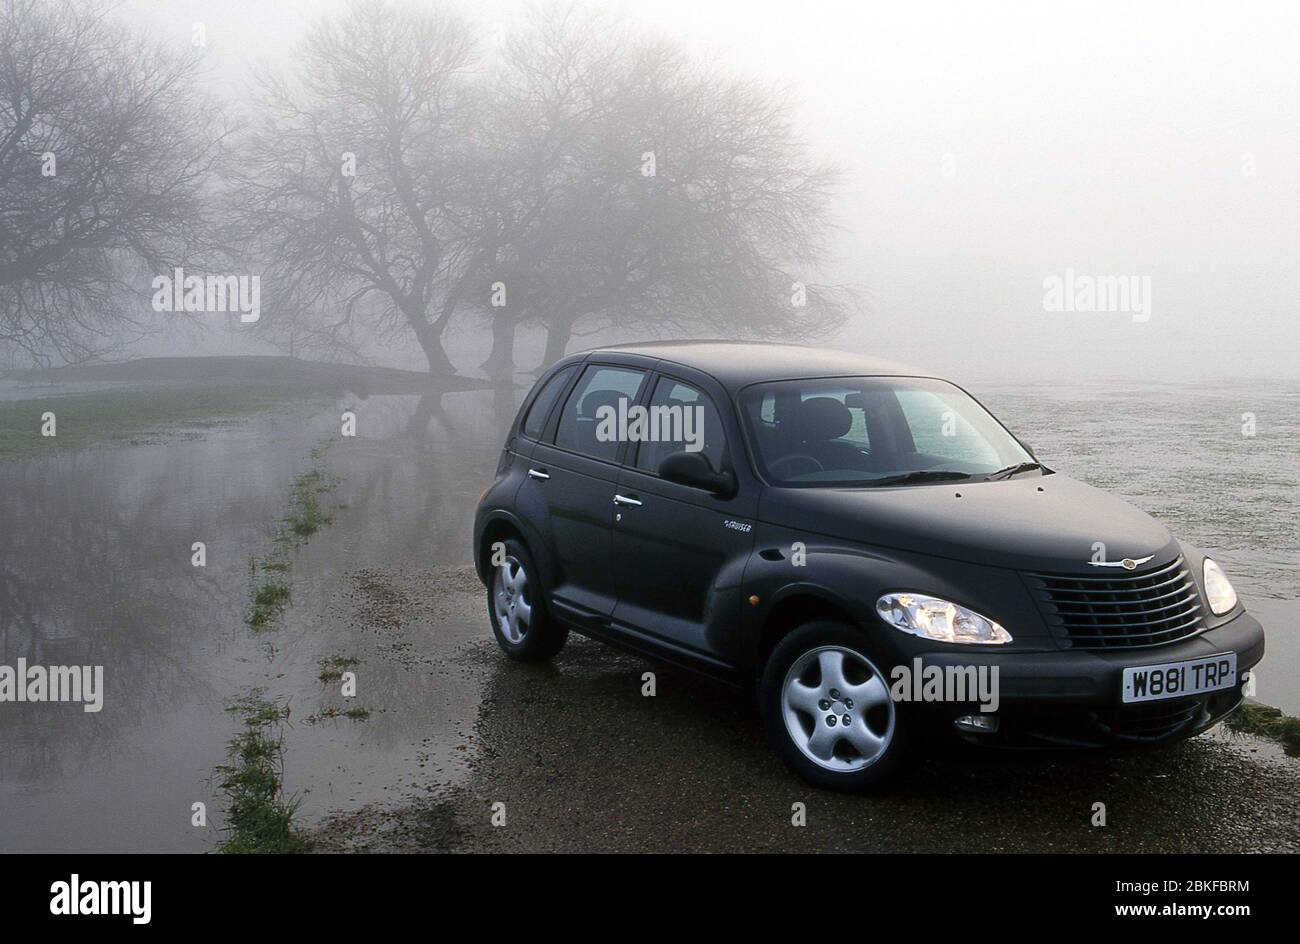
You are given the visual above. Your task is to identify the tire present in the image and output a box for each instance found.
[487,538,568,662]
[760,621,908,791]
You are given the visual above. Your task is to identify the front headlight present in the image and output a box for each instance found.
[875,592,1012,644]
[1202,558,1238,615]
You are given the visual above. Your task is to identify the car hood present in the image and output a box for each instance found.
[758,473,1177,573]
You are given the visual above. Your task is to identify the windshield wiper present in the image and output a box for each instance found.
[985,461,1046,481]
[864,470,974,487]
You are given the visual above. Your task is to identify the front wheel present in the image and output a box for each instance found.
[487,538,567,662]
[760,621,908,791]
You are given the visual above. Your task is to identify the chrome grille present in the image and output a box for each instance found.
[1025,555,1205,650]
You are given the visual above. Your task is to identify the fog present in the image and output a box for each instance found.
[108,0,1300,381]
[5,0,1299,858]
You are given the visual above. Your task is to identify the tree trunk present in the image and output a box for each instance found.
[537,318,574,372]
[405,392,452,439]
[481,310,517,379]
[409,314,457,376]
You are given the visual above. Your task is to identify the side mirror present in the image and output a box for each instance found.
[658,451,735,497]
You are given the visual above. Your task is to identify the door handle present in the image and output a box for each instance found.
[612,494,642,507]
[528,468,550,480]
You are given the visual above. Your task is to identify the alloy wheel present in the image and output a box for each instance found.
[492,555,532,644]
[781,645,894,771]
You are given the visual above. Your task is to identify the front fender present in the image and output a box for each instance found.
[741,531,1057,671]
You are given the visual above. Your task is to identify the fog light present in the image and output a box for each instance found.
[954,714,999,734]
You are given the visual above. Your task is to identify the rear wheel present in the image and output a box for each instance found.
[760,621,907,791]
[487,538,567,662]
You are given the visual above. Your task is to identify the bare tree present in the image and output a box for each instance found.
[227,0,487,376]
[0,0,222,364]
[482,5,857,372]
[230,0,854,379]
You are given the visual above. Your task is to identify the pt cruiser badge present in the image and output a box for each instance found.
[1089,554,1155,570]
[473,342,1265,791]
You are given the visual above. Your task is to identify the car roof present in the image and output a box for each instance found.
[573,340,933,393]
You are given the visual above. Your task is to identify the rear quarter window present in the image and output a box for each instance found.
[521,366,576,440]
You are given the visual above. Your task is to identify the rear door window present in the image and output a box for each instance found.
[553,365,647,462]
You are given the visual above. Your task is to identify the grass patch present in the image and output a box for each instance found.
[213,690,310,854]
[256,555,291,574]
[247,578,291,631]
[318,655,363,684]
[281,467,337,540]
[305,705,371,724]
[243,447,338,631]
[0,385,305,460]
[1225,702,1300,756]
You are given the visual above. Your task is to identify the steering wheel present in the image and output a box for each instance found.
[770,453,825,479]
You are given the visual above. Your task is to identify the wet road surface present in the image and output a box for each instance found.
[313,566,1300,853]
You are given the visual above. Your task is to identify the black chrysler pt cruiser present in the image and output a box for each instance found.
[472,342,1265,791]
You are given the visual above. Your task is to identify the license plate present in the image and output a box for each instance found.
[1121,653,1238,704]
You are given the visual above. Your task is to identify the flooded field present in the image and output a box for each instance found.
[0,376,1295,852]
[982,379,1300,714]
[0,390,504,851]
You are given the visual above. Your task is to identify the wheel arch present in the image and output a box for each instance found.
[755,586,867,678]
[476,511,536,585]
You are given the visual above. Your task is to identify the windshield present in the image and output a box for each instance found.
[738,376,1037,487]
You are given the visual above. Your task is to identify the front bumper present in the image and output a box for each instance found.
[913,610,1264,748]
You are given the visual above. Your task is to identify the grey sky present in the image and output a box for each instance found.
[122,0,1300,380]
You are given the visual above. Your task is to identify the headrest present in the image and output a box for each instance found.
[580,389,625,418]
[794,397,852,441]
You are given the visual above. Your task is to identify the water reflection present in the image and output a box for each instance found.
[0,389,510,851]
